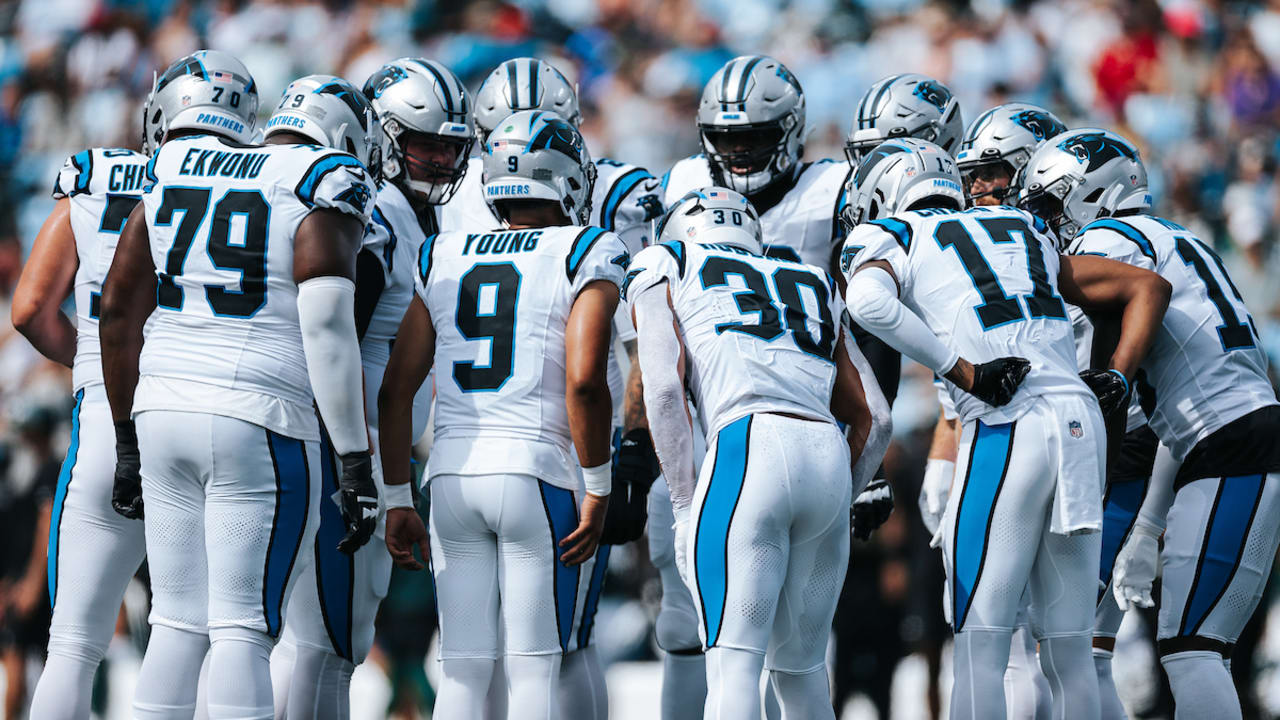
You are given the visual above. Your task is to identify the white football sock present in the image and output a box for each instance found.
[1005,624,1051,719]
[436,657,496,720]
[559,646,608,719]
[769,666,834,720]
[1161,650,1242,720]
[506,653,561,720]
[133,625,209,720]
[661,650,707,720]
[207,626,275,720]
[951,629,1012,720]
[705,646,765,720]
[1038,635,1100,720]
[1093,648,1128,720]
[284,643,354,720]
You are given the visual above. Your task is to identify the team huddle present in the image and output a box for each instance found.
[10,44,1280,720]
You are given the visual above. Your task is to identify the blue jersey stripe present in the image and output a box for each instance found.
[313,432,354,660]
[418,233,438,286]
[263,431,313,637]
[371,205,398,272]
[1179,474,1266,635]
[659,240,686,278]
[869,217,913,251]
[601,168,651,231]
[566,226,606,282]
[1099,477,1147,594]
[294,153,365,207]
[48,389,85,605]
[1079,218,1157,264]
[538,480,581,652]
[695,415,752,648]
[577,543,611,649]
[952,420,1015,631]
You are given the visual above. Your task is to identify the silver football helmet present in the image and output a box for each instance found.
[1017,128,1151,245]
[656,187,763,255]
[363,58,474,203]
[846,74,964,163]
[956,103,1067,203]
[696,55,806,195]
[840,138,965,231]
[142,50,259,154]
[265,75,381,174]
[474,58,580,144]
[482,110,596,225]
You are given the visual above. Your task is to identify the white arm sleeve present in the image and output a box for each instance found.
[846,266,960,375]
[842,328,892,493]
[1135,441,1179,531]
[297,277,369,456]
[633,282,697,514]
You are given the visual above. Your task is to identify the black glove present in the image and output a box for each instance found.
[968,357,1031,407]
[601,429,661,545]
[336,451,378,554]
[112,420,144,519]
[851,479,894,541]
[1080,368,1131,419]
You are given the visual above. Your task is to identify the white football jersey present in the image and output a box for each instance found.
[416,224,628,488]
[1067,215,1276,460]
[845,205,1091,425]
[135,134,375,441]
[624,240,843,437]
[662,156,851,269]
[362,180,436,439]
[52,147,149,391]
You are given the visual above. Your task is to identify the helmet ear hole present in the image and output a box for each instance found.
[1083,187,1104,203]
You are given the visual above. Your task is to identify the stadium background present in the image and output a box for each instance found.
[2,0,1280,717]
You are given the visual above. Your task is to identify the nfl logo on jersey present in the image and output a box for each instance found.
[1069,420,1083,438]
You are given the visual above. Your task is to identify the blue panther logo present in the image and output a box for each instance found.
[315,80,375,131]
[334,183,371,214]
[527,115,585,164]
[912,80,952,112]
[1057,132,1139,172]
[852,142,911,189]
[1011,110,1066,142]
[362,65,409,100]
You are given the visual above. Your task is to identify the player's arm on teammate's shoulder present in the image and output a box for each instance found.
[562,274,620,566]
[379,294,435,570]
[12,198,77,367]
[1056,253,1171,382]
[100,202,156,520]
[294,205,380,554]
[846,258,1029,407]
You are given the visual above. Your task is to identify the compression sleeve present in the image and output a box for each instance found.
[297,277,369,455]
[842,328,893,493]
[633,282,697,514]
[846,265,960,375]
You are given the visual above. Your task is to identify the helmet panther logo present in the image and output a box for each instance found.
[852,142,910,188]
[911,80,952,112]
[316,80,375,131]
[528,117,584,164]
[1058,132,1138,172]
[362,66,409,100]
[1011,110,1066,141]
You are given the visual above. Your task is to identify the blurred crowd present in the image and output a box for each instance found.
[3,0,1280,717]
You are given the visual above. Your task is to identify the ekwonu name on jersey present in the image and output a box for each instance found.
[623,240,844,438]
[662,155,851,269]
[844,205,1092,425]
[1067,215,1277,460]
[416,224,628,489]
[134,134,375,442]
[53,147,149,392]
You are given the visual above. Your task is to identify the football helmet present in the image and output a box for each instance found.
[846,74,963,163]
[1017,128,1150,245]
[482,110,596,225]
[840,138,964,231]
[656,187,763,255]
[474,58,580,144]
[363,58,474,203]
[142,49,259,154]
[696,55,806,196]
[956,103,1067,203]
[265,75,381,176]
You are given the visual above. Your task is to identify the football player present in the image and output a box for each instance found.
[12,116,149,720]
[99,51,379,718]
[1020,128,1280,720]
[444,57,662,718]
[626,187,888,720]
[378,111,626,720]
[260,66,458,720]
[918,102,1068,718]
[841,138,1170,720]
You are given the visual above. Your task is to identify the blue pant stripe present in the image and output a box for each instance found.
[1099,478,1147,596]
[952,420,1015,632]
[48,389,85,605]
[314,432,353,660]
[263,431,312,638]
[577,543,611,649]
[538,480,580,653]
[1179,474,1265,636]
[695,415,752,649]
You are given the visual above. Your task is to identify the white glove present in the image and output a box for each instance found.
[673,508,692,587]
[1112,523,1161,612]
[919,459,955,536]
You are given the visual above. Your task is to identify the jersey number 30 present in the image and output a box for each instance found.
[699,257,837,361]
